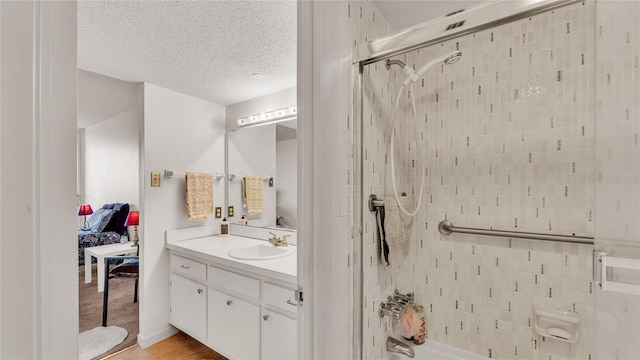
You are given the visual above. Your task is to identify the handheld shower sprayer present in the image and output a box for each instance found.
[387,50,463,216]
[401,50,463,86]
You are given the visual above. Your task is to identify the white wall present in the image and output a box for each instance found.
[84,94,142,211]
[77,69,140,129]
[276,138,297,228]
[1,1,78,358]
[139,83,226,347]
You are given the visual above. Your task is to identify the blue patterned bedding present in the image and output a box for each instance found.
[77,202,130,266]
[78,230,123,266]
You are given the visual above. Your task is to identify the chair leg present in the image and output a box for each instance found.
[134,278,138,303]
[102,260,110,327]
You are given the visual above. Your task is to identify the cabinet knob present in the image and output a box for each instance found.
[180,265,190,269]
[263,314,270,321]
[226,300,232,306]
[197,288,203,294]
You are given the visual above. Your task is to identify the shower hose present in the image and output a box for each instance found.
[388,82,425,217]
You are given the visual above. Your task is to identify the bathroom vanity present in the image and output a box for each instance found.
[166,229,297,359]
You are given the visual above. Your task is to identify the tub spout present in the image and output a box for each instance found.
[386,337,415,358]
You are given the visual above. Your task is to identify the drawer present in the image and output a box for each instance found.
[263,282,298,314]
[208,266,260,300]
[170,254,206,281]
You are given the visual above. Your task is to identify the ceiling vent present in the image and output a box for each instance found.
[445,20,466,31]
[446,9,465,17]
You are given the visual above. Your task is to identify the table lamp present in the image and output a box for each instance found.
[125,211,140,247]
[78,204,93,226]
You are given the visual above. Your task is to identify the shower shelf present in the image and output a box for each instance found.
[533,306,581,343]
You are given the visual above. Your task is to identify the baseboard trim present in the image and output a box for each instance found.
[137,326,179,348]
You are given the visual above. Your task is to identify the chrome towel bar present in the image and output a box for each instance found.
[164,170,224,180]
[594,251,640,296]
[438,220,594,245]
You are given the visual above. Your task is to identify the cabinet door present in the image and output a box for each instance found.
[207,287,260,359]
[169,273,207,341]
[261,309,297,360]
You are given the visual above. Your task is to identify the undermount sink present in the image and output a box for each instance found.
[227,244,296,260]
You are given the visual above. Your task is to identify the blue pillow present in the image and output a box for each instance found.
[81,208,117,233]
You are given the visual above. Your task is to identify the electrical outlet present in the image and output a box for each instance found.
[215,207,222,218]
[228,206,234,217]
[151,172,161,187]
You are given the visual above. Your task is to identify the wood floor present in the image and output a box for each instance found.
[102,331,227,360]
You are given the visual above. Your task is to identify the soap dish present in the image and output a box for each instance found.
[533,305,581,343]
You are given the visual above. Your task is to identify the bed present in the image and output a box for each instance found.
[78,203,130,266]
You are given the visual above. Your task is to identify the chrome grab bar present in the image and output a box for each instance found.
[438,220,594,245]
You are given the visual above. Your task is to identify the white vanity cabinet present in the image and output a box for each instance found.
[207,287,260,359]
[167,249,297,359]
[261,309,297,359]
[206,265,262,358]
[262,282,298,359]
[169,255,207,342]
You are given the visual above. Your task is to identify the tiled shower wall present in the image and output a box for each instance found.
[349,1,601,359]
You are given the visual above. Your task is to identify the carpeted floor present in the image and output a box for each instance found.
[79,265,139,359]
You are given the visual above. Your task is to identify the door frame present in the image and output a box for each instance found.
[297,1,342,359]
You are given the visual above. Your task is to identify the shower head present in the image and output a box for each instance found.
[444,51,463,65]
[416,50,463,77]
[402,50,463,86]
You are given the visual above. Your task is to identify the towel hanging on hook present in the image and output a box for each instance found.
[375,196,414,266]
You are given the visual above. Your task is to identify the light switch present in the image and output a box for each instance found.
[151,172,161,187]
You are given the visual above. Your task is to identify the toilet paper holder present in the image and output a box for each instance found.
[532,305,581,343]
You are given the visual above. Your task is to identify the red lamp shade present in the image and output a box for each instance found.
[125,211,140,226]
[78,204,93,216]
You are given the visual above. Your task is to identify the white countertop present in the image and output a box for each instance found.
[166,234,297,285]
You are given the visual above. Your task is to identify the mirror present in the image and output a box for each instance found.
[227,118,297,230]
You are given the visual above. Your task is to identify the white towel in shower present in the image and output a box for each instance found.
[379,195,414,266]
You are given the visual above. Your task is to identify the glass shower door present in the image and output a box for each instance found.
[594,1,640,358]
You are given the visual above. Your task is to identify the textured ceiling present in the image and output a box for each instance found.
[78,0,296,106]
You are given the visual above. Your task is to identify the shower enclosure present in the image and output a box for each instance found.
[352,0,640,358]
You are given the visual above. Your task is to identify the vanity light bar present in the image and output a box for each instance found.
[237,106,297,128]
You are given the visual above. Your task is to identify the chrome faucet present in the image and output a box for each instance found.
[268,232,289,247]
[386,337,415,358]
